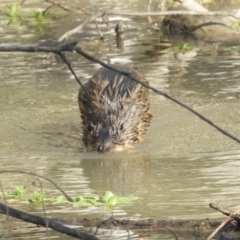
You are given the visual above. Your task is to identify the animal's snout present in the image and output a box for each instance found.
[97,144,109,152]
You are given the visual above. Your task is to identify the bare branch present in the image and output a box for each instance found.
[58,11,104,42]
[207,216,232,240]
[209,203,240,219]
[208,203,240,240]
[0,43,240,145]
[45,0,91,15]
[0,203,100,240]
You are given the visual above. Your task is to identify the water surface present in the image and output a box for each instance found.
[1,0,240,239]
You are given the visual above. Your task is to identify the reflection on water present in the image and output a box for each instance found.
[1,0,240,239]
[80,154,152,196]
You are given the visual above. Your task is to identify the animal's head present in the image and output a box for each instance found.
[84,122,127,152]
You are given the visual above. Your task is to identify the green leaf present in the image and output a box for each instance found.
[104,191,115,202]
[0,191,9,198]
[30,11,51,25]
[52,196,68,204]
[13,185,26,197]
[107,195,118,205]
[230,22,240,31]
[117,196,139,204]
[6,4,21,17]
[106,204,117,212]
[28,192,46,203]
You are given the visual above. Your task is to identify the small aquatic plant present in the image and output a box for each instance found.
[5,4,22,26]
[3,3,52,34]
[5,4,21,18]
[175,42,192,53]
[29,11,51,35]
[73,195,103,207]
[230,22,240,31]
[1,186,138,211]
[28,192,46,204]
[11,185,27,198]
[73,191,138,212]
[103,191,139,212]
[31,11,51,25]
[0,185,26,199]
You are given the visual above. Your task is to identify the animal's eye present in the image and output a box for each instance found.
[120,123,124,131]
[88,124,93,132]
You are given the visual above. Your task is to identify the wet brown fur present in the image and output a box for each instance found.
[78,64,152,152]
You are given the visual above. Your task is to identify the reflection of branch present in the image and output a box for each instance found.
[139,222,178,240]
[0,43,240,145]
[0,203,100,240]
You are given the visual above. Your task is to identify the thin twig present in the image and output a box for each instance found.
[94,20,103,39]
[32,179,50,240]
[58,51,107,126]
[139,224,178,240]
[207,208,240,240]
[45,0,91,15]
[147,0,152,24]
[74,46,240,145]
[58,11,105,42]
[206,216,232,240]
[0,43,240,145]
[208,203,240,240]
[0,170,73,202]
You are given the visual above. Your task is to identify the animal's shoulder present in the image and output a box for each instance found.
[90,64,147,89]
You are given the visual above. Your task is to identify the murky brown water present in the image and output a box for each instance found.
[1,0,240,239]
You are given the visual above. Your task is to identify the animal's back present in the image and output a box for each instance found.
[78,64,152,152]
